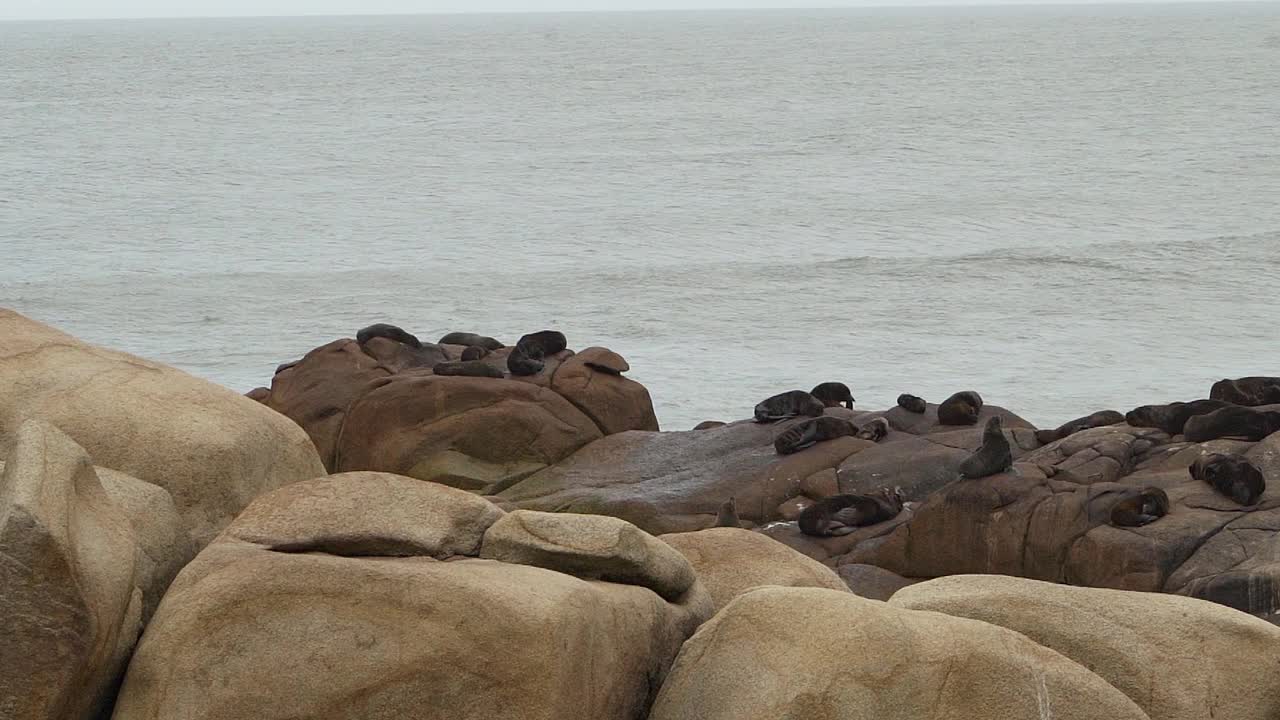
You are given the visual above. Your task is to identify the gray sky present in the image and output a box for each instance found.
[0,0,1237,21]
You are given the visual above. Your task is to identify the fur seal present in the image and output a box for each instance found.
[506,330,568,376]
[274,360,299,375]
[1109,487,1169,527]
[432,360,505,379]
[855,417,890,442]
[1034,410,1125,444]
[438,332,504,351]
[356,323,422,348]
[714,497,740,527]
[460,345,492,361]
[1211,377,1280,407]
[1124,399,1233,435]
[693,420,727,430]
[810,382,854,410]
[1183,405,1280,443]
[896,394,927,414]
[958,416,1012,479]
[937,391,984,426]
[798,487,905,537]
[774,416,856,455]
[753,390,826,423]
[1190,453,1266,505]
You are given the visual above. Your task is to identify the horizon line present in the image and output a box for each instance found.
[2,0,1271,24]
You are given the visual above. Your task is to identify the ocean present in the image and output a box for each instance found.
[3,4,1279,430]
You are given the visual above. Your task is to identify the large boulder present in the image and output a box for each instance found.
[660,527,849,610]
[1,421,148,720]
[113,474,711,720]
[0,310,326,548]
[647,586,1151,720]
[893,575,1280,720]
[550,347,658,434]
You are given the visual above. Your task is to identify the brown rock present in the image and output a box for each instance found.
[550,348,659,434]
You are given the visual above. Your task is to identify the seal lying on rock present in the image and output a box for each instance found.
[1035,410,1125,444]
[432,361,505,379]
[958,416,1012,479]
[1183,406,1280,443]
[692,421,727,430]
[461,345,492,361]
[1190,453,1266,505]
[896,394,927,414]
[1211,376,1280,407]
[714,497,740,527]
[357,323,422,348]
[753,390,825,423]
[1109,487,1169,527]
[438,332,504,351]
[1124,399,1233,435]
[855,417,890,442]
[798,487,905,537]
[774,416,856,455]
[507,330,568,376]
[810,382,854,410]
[938,391,984,426]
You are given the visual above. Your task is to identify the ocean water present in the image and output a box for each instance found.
[3,4,1279,430]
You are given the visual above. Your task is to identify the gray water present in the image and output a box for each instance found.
[3,4,1279,431]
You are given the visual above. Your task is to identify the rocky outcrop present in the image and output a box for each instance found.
[648,586,1151,720]
[893,575,1280,720]
[113,474,712,720]
[0,310,326,549]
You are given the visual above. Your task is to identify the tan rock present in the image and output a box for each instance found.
[892,575,1280,720]
[648,586,1150,720]
[550,347,658,434]
[660,528,848,611]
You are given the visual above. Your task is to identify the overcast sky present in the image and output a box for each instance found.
[0,0,1239,21]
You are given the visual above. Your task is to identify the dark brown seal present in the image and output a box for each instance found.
[1183,406,1280,443]
[1211,377,1280,407]
[1190,453,1266,505]
[798,487,905,537]
[1034,410,1126,444]
[855,417,890,442]
[714,497,740,527]
[460,345,492,361]
[692,420,727,430]
[356,323,422,348]
[1124,399,1233,435]
[432,360,505,379]
[506,330,568,376]
[753,390,826,423]
[938,391,984,426]
[1109,487,1169,527]
[896,394,927,414]
[958,416,1012,479]
[774,416,856,455]
[438,332,504,351]
[810,382,854,410]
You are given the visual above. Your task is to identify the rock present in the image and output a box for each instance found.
[1,421,145,720]
[660,527,849,610]
[893,575,1280,720]
[647,586,1151,720]
[94,465,188,620]
[480,510,696,601]
[775,495,812,520]
[335,374,602,493]
[113,475,710,720]
[550,348,659,434]
[497,419,875,534]
[0,310,327,548]
[835,563,919,600]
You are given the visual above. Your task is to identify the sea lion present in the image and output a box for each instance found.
[753,390,826,423]
[274,360,299,375]
[855,417,890,442]
[460,345,491,361]
[958,416,1012,479]
[810,382,855,410]
[774,416,857,455]
[1109,487,1170,527]
[1035,410,1126,444]
[798,487,905,537]
[937,391,984,426]
[432,360,505,379]
[438,332,504,351]
[692,420,727,430]
[1211,376,1280,407]
[714,497,740,527]
[1124,399,1233,435]
[356,323,422,349]
[1183,405,1280,443]
[1190,453,1266,505]
[896,394,927,414]
[507,330,568,376]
